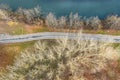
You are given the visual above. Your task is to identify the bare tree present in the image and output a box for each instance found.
[0,9,9,20]
[0,4,11,20]
[33,5,42,18]
[58,16,67,29]
[73,13,84,29]
[16,6,42,23]
[106,15,120,30]
[68,13,84,30]
[86,16,102,30]
[0,4,11,11]
[45,12,58,30]
[68,13,74,29]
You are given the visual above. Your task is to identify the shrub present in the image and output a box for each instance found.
[105,15,120,30]
[0,4,11,20]
[0,9,9,20]
[68,13,84,29]
[16,6,42,23]
[0,33,119,80]
[45,12,58,29]
[0,4,11,11]
[85,16,103,30]
[45,13,84,30]
[58,16,67,29]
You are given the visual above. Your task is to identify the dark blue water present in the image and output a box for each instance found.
[0,0,120,18]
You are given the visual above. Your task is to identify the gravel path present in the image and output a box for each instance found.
[0,32,120,44]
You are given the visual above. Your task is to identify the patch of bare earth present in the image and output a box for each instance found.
[0,44,20,68]
[0,45,10,68]
[83,60,120,80]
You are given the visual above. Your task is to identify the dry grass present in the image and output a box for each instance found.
[0,41,36,70]
[0,45,20,68]
[0,33,119,80]
[0,20,49,35]
[2,20,120,36]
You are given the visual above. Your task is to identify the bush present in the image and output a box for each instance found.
[58,16,67,29]
[0,33,119,80]
[45,12,58,29]
[46,13,84,30]
[0,4,11,11]
[105,15,120,30]
[0,4,11,20]
[0,9,9,20]
[16,6,42,23]
[85,16,103,30]
[68,13,84,29]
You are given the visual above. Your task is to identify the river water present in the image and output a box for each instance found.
[0,0,120,18]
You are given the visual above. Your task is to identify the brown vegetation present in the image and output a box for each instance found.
[0,38,120,80]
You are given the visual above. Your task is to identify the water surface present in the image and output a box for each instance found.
[0,0,120,18]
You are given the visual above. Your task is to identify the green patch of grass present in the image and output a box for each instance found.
[112,32,120,35]
[11,27,27,35]
[112,43,120,48]
[83,29,120,35]
[8,41,36,50]
[9,23,27,35]
[97,30,107,34]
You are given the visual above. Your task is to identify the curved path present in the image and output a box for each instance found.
[0,32,120,44]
